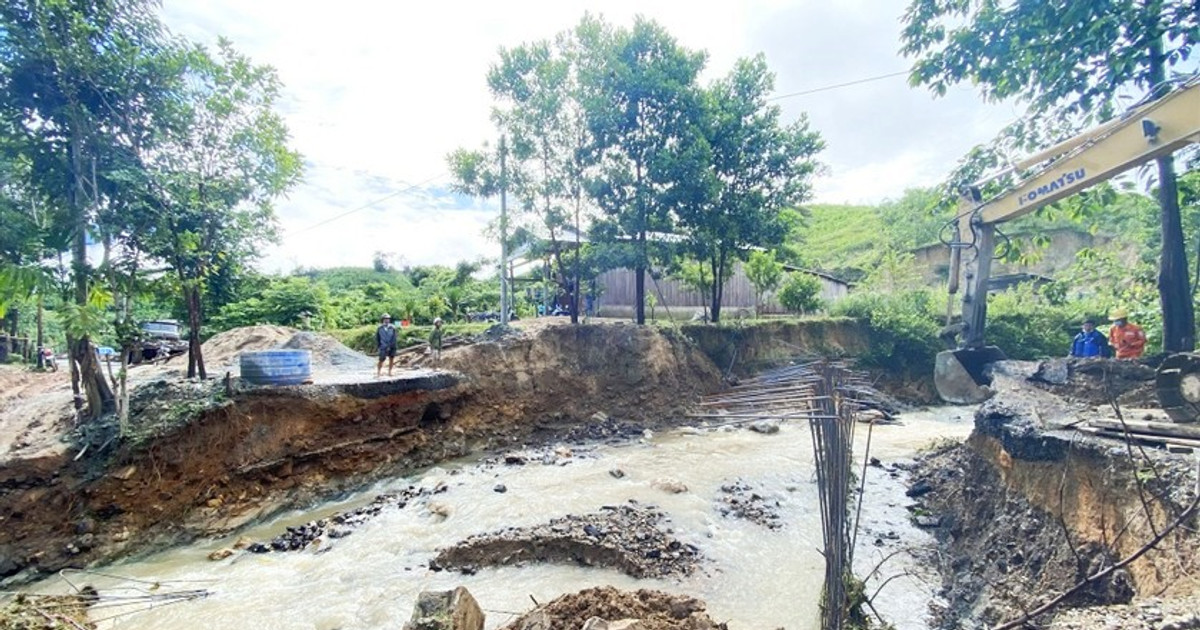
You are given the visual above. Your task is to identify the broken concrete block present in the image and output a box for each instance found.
[403,586,484,630]
[1031,358,1070,385]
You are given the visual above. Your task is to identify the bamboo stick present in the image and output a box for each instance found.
[1077,426,1200,449]
[1088,418,1200,441]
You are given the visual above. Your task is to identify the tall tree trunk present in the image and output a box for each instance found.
[635,233,646,325]
[185,283,207,379]
[36,295,45,370]
[634,163,646,326]
[67,332,82,413]
[116,290,131,431]
[709,256,722,323]
[1148,38,1195,352]
[572,193,581,324]
[716,252,729,322]
[69,128,114,420]
[1158,155,1194,351]
[6,307,16,356]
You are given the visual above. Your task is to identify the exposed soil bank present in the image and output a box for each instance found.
[439,324,721,438]
[908,362,1199,628]
[679,318,869,376]
[0,324,722,584]
[679,319,940,402]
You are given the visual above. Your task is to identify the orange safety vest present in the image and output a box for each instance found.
[1109,322,1146,359]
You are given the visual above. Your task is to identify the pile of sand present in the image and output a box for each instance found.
[201,325,297,368]
[282,331,374,369]
[200,326,373,371]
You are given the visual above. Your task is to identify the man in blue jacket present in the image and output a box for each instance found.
[1070,319,1110,358]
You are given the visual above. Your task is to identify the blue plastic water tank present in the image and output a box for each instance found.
[240,349,312,386]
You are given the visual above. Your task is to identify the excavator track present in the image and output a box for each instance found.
[1155,352,1200,423]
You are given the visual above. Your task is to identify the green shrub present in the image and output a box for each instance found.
[831,289,941,372]
[331,322,491,354]
[778,273,824,314]
[986,284,1081,359]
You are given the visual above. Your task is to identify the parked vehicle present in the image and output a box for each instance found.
[130,320,189,364]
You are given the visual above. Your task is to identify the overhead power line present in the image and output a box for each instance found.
[296,171,448,233]
[769,70,910,101]
[294,71,911,232]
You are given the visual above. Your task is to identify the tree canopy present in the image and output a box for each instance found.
[0,0,302,417]
[902,0,1200,351]
[450,14,824,324]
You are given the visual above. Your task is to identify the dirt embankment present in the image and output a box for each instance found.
[908,361,1199,628]
[440,324,721,440]
[679,318,869,376]
[0,323,722,584]
[679,319,942,402]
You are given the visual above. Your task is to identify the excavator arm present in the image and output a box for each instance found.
[935,77,1200,404]
[976,80,1200,225]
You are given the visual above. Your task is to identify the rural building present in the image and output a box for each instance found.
[593,263,850,319]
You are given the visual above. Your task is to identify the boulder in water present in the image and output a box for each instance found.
[403,586,484,630]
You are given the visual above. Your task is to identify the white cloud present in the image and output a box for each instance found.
[160,0,1018,271]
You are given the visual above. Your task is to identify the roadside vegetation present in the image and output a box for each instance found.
[3,0,1200,420]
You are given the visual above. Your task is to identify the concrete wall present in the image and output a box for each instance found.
[911,229,1117,285]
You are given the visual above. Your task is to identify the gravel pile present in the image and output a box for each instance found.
[431,501,702,579]
[715,479,783,529]
[246,484,439,553]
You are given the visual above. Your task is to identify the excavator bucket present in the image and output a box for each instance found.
[934,346,1007,404]
[1156,352,1200,423]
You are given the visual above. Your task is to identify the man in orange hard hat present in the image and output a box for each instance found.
[1107,308,1146,359]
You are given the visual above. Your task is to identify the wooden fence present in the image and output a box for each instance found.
[0,335,34,362]
[594,264,849,317]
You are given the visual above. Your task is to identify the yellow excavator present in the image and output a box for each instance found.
[934,75,1200,421]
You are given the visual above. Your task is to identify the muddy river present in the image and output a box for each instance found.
[34,407,974,629]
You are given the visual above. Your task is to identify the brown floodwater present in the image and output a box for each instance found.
[32,406,975,629]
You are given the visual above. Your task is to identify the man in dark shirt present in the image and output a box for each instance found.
[376,313,398,376]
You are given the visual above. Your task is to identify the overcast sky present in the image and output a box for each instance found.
[161,0,1020,273]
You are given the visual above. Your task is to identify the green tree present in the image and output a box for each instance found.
[138,40,302,379]
[778,272,823,315]
[902,0,1200,351]
[678,55,824,322]
[576,15,707,325]
[876,187,950,250]
[0,157,61,366]
[671,258,715,320]
[862,250,924,295]
[485,34,592,323]
[0,0,182,417]
[745,250,784,316]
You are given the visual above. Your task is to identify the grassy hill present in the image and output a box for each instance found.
[796,204,890,281]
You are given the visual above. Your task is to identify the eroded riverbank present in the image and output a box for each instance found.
[26,408,974,630]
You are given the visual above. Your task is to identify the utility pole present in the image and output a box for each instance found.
[499,135,510,325]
